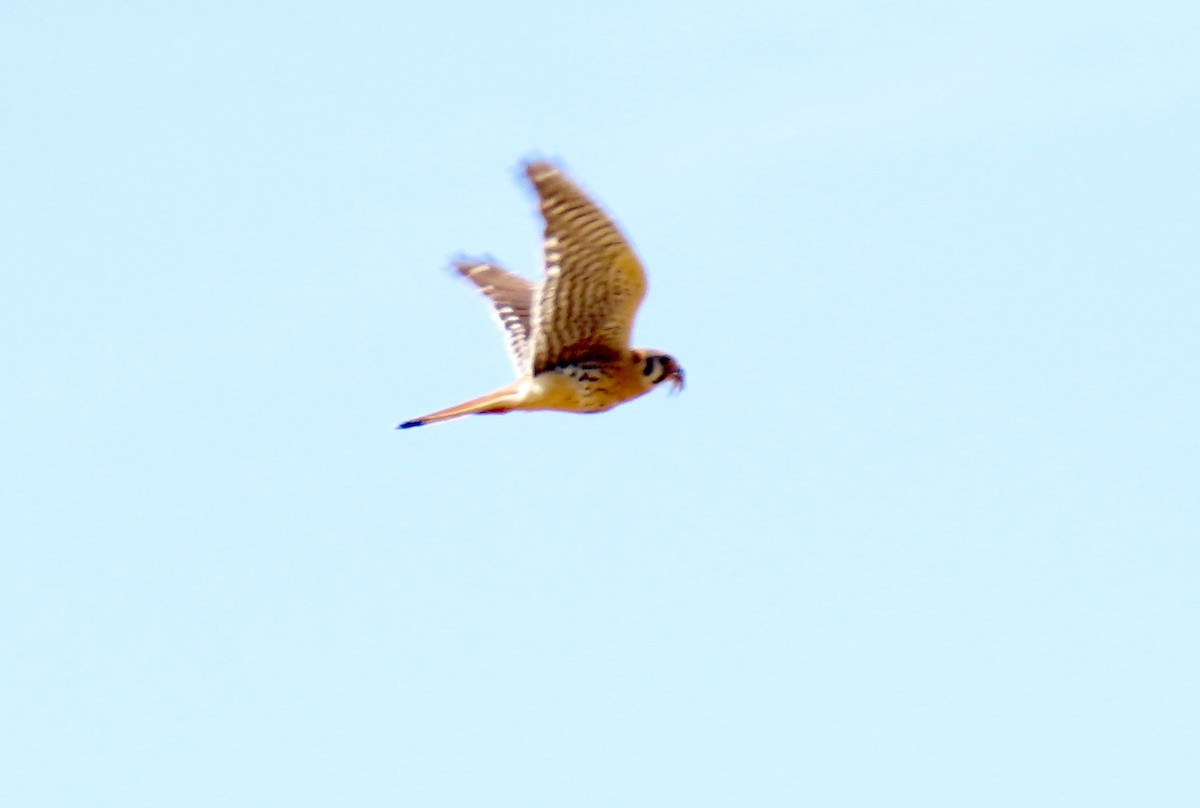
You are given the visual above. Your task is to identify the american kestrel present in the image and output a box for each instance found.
[397,161,684,429]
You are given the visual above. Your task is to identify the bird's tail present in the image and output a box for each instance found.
[396,382,525,429]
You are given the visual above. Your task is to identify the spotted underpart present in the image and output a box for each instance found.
[546,360,611,409]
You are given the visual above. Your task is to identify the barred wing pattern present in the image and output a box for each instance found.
[526,163,647,373]
[454,260,536,374]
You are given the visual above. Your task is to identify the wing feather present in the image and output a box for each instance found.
[525,162,647,372]
[453,260,536,375]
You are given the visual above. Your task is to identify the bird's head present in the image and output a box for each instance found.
[636,350,686,394]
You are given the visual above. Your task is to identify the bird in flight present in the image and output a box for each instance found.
[397,161,684,429]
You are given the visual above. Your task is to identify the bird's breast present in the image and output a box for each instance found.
[523,362,647,413]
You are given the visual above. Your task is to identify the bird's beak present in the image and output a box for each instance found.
[669,367,685,395]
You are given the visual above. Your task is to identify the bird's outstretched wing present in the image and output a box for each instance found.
[454,260,536,375]
[525,162,647,373]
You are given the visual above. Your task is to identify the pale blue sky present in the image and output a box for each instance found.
[2,1,1198,805]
